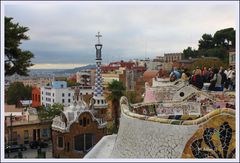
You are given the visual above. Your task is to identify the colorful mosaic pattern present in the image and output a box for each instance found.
[181,113,235,158]
[119,96,235,158]
[94,61,103,97]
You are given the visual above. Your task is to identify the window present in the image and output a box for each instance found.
[53,93,54,97]
[68,93,71,97]
[74,134,94,152]
[68,99,71,103]
[85,134,93,151]
[83,117,86,127]
[79,119,83,125]
[74,134,84,151]
[67,142,70,152]
[57,136,64,148]
[62,99,65,103]
[12,131,18,145]
[62,93,64,97]
[24,130,29,144]
[38,95,40,102]
[42,128,48,137]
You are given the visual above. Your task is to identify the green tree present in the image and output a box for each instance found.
[198,34,215,50]
[183,27,235,62]
[183,47,198,59]
[199,47,228,62]
[125,91,137,103]
[5,17,34,76]
[6,82,32,105]
[107,80,125,131]
[67,80,80,87]
[37,103,64,120]
[213,28,235,49]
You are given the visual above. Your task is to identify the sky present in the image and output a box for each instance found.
[3,1,237,69]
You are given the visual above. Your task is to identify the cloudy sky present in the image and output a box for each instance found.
[3,1,237,69]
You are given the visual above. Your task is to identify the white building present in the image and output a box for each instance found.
[40,81,74,107]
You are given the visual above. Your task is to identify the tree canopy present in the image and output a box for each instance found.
[198,34,214,50]
[183,27,235,62]
[5,17,34,76]
[213,28,235,49]
[37,103,64,120]
[107,80,126,131]
[107,80,126,102]
[6,82,32,105]
[183,47,198,59]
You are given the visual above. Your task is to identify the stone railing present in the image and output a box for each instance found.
[129,101,201,118]
[121,96,235,125]
[114,98,236,158]
[84,97,235,158]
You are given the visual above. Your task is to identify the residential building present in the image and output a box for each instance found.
[13,77,52,88]
[5,105,51,146]
[164,52,183,63]
[40,81,74,107]
[76,70,95,87]
[32,87,41,108]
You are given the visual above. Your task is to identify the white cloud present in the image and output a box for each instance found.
[4,2,237,63]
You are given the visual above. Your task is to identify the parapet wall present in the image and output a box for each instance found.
[113,101,236,158]
[110,109,198,158]
[85,97,236,159]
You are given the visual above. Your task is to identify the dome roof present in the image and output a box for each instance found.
[143,70,159,82]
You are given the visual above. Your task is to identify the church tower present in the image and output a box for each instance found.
[92,32,108,123]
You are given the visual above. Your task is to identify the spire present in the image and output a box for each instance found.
[96,31,102,44]
[93,32,107,109]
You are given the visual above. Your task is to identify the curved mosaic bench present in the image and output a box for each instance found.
[110,96,236,158]
[121,98,235,126]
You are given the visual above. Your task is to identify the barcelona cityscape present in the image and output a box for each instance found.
[1,1,239,162]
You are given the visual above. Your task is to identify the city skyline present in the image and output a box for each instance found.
[3,1,237,69]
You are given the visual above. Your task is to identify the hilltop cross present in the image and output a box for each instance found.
[96,31,102,44]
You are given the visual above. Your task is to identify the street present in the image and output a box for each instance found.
[5,143,52,159]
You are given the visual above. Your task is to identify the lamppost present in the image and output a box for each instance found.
[7,113,13,158]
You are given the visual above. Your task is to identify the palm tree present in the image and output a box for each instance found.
[107,80,125,130]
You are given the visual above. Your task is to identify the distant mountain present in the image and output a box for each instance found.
[57,64,96,74]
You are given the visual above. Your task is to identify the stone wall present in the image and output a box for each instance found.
[110,112,198,158]
[84,97,236,159]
